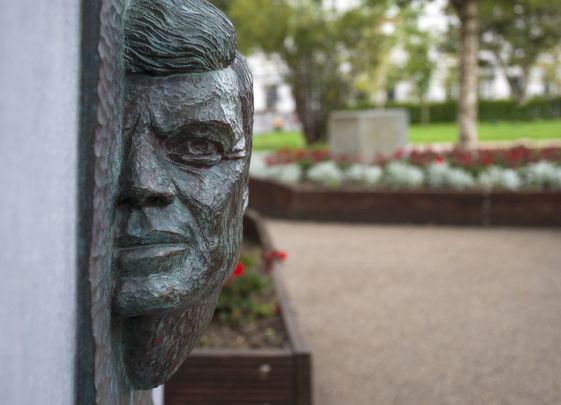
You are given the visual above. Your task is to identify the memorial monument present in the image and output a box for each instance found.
[328,109,408,162]
[115,0,254,390]
[81,0,253,402]
[1,0,251,402]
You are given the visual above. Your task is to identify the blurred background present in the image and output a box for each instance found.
[201,1,561,404]
[214,0,561,149]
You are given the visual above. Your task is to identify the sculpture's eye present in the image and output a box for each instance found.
[165,138,223,167]
[185,139,218,156]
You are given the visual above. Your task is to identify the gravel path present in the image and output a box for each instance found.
[267,220,561,405]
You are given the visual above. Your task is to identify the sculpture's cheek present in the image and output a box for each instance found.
[169,159,248,209]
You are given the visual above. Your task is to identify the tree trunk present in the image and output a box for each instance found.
[493,51,528,106]
[287,56,329,145]
[296,101,327,145]
[291,80,327,145]
[454,0,479,150]
[507,76,527,105]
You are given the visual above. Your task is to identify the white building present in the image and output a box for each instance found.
[247,53,300,134]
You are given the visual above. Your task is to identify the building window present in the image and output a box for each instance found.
[265,85,279,111]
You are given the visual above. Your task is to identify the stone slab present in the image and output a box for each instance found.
[328,109,408,162]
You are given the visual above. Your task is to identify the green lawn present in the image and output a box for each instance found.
[253,120,561,151]
[253,131,309,151]
[410,120,561,144]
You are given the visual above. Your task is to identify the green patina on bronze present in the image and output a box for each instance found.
[114,0,254,390]
[80,0,253,401]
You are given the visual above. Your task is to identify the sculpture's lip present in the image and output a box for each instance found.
[115,243,189,259]
[116,232,188,248]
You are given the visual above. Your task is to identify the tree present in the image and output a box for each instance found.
[537,46,561,97]
[215,0,392,145]
[209,0,228,11]
[396,0,479,149]
[397,6,438,123]
[479,0,561,104]
[452,0,478,150]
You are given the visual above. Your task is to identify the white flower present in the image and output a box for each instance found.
[249,152,271,179]
[445,168,476,190]
[522,161,561,190]
[345,164,383,186]
[426,163,449,189]
[307,161,344,187]
[383,161,425,189]
[478,166,521,191]
[270,163,303,184]
[249,153,302,184]
[426,163,475,190]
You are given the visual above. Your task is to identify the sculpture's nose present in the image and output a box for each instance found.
[119,133,176,207]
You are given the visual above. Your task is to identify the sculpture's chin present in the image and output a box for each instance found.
[122,292,219,390]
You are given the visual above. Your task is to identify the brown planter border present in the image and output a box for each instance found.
[164,210,312,405]
[249,178,561,227]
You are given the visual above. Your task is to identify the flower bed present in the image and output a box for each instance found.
[197,243,289,350]
[164,210,312,405]
[248,146,561,226]
[250,146,561,192]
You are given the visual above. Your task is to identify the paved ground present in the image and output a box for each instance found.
[267,220,561,405]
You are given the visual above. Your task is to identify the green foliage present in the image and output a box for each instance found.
[379,4,438,124]
[214,251,277,325]
[218,0,393,145]
[351,97,561,124]
[479,0,561,103]
[207,0,228,12]
[393,6,437,102]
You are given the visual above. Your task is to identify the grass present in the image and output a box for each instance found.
[253,119,561,151]
[253,131,309,151]
[409,120,561,144]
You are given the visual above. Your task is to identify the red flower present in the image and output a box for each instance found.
[394,149,405,160]
[310,149,327,162]
[263,251,275,262]
[480,150,494,166]
[462,153,473,166]
[295,149,306,159]
[276,250,288,261]
[263,250,288,264]
[232,262,245,277]
[435,155,445,165]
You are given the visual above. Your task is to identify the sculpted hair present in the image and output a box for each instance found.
[124,0,237,75]
[124,0,254,138]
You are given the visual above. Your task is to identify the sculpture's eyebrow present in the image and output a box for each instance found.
[157,119,247,155]
[158,120,234,141]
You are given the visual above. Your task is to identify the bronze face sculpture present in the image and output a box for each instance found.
[111,0,253,389]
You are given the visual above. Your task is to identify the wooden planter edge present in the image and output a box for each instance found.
[243,209,312,405]
[249,177,561,227]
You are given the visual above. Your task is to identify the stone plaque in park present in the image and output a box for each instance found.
[328,109,408,162]
[1,0,253,404]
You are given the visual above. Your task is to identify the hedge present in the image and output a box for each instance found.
[348,97,561,124]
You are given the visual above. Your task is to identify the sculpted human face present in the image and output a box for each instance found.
[113,67,250,388]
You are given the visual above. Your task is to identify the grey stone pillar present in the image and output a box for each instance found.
[0,0,80,404]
